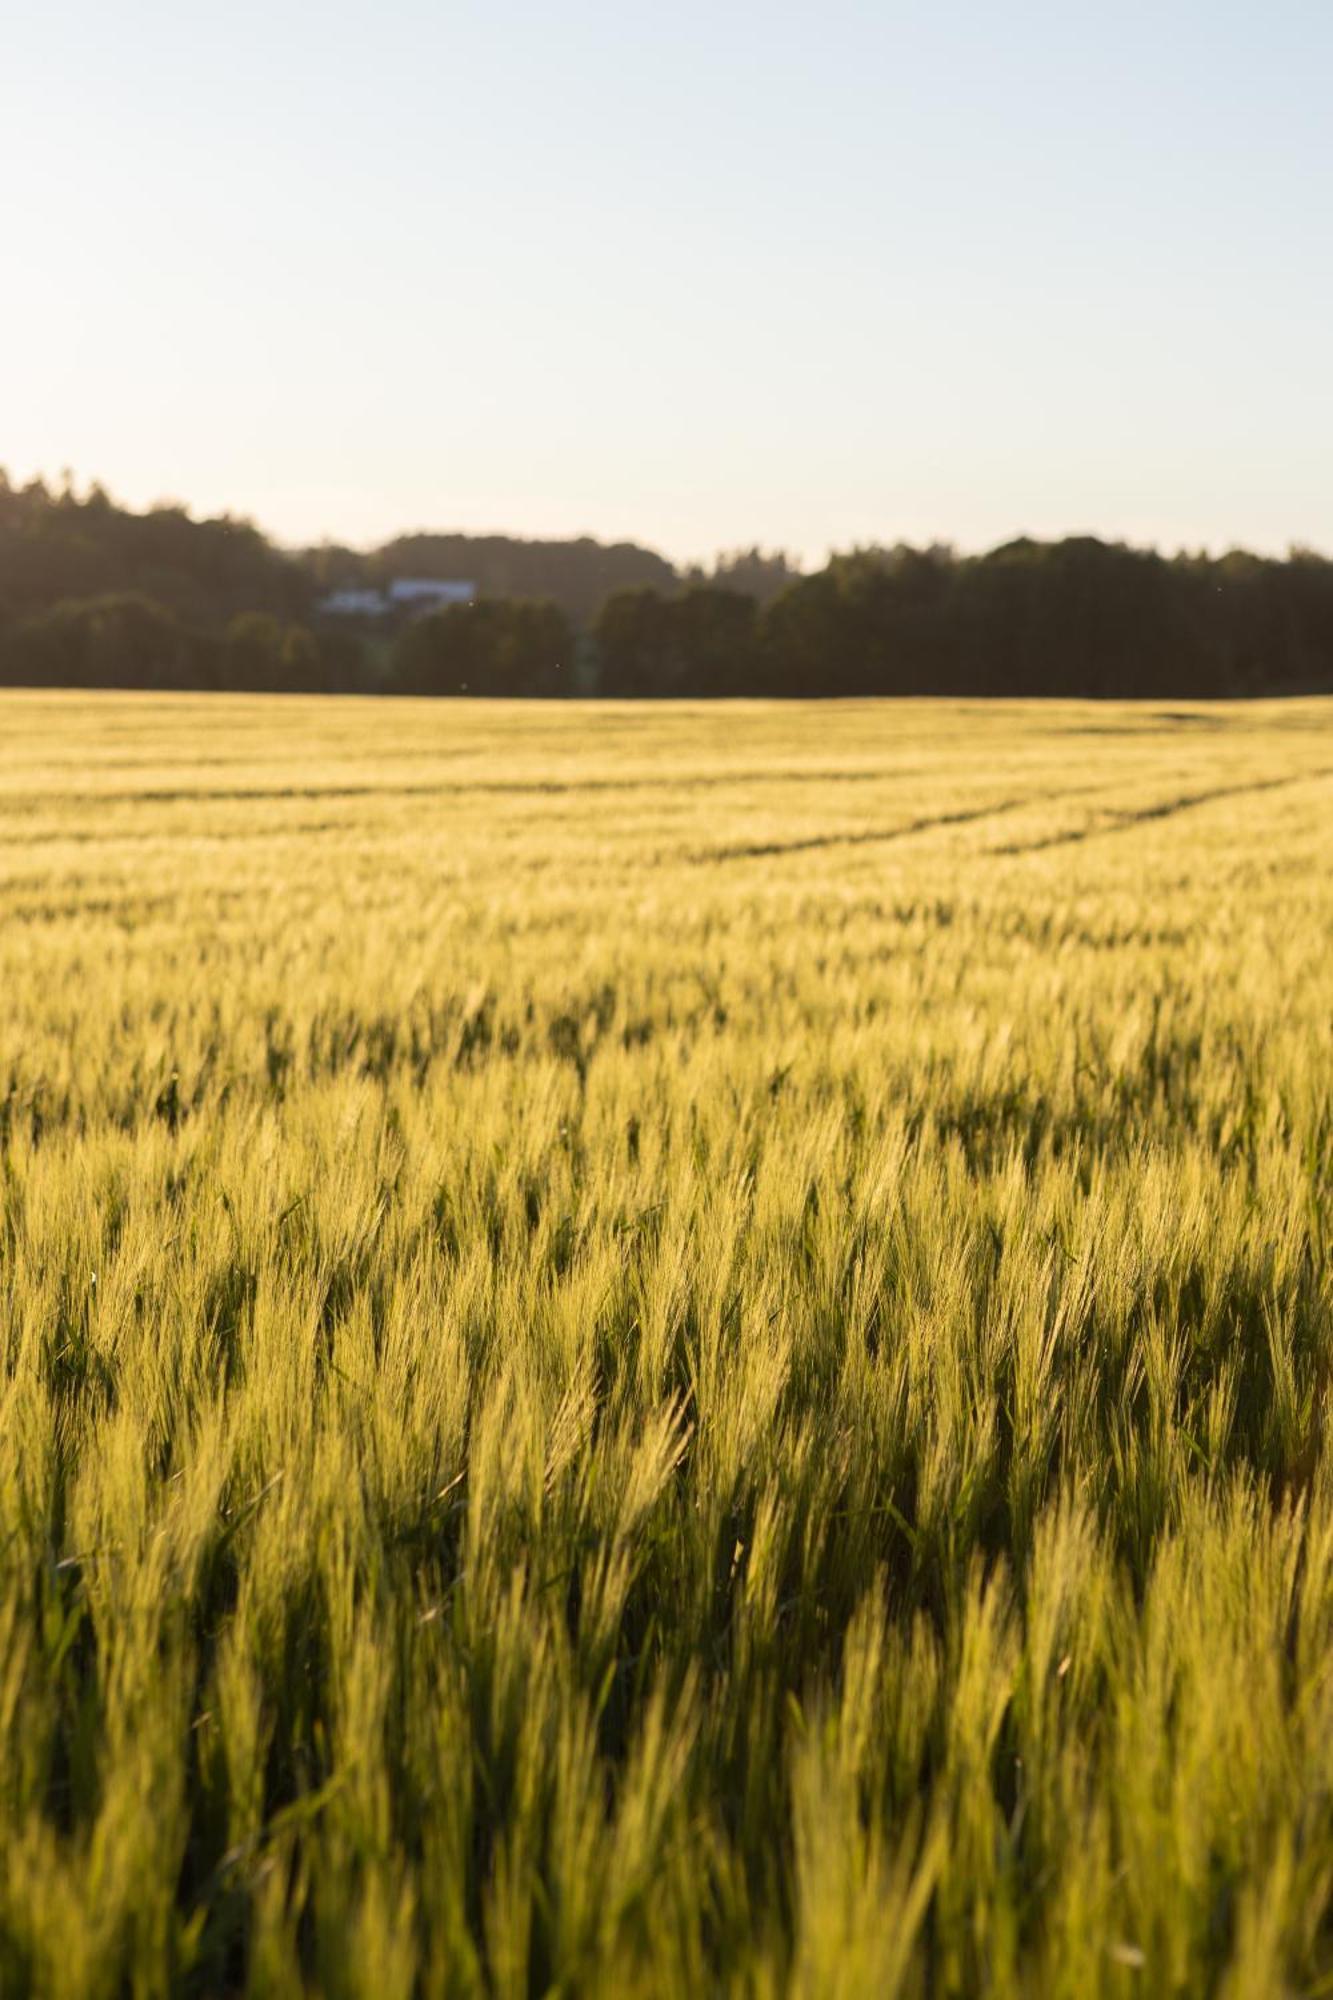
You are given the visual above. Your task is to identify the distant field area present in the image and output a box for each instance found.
[2,692,1333,1995]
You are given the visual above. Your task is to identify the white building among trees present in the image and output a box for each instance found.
[317,578,476,619]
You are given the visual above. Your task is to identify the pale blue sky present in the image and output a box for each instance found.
[3,1,1331,563]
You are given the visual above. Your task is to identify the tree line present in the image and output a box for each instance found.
[4,472,1333,698]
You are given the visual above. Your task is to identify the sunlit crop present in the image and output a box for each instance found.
[1,691,1331,1996]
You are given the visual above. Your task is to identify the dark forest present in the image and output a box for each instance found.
[5,474,1331,699]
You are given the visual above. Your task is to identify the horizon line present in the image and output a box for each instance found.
[6,463,1332,574]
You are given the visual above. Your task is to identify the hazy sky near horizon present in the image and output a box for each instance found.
[4,0,1332,564]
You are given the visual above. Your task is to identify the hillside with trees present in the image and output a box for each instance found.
[307,532,676,627]
[5,472,1333,699]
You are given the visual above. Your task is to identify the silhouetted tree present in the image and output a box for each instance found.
[221,614,329,691]
[7,594,215,689]
[700,548,803,606]
[595,586,757,696]
[390,599,572,697]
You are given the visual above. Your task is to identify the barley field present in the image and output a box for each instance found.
[2,690,1332,1998]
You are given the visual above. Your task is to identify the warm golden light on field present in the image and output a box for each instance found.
[1,693,1331,1992]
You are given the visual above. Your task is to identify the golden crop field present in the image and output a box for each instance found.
[2,690,1332,1998]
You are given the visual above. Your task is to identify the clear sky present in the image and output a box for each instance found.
[4,1,1331,565]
